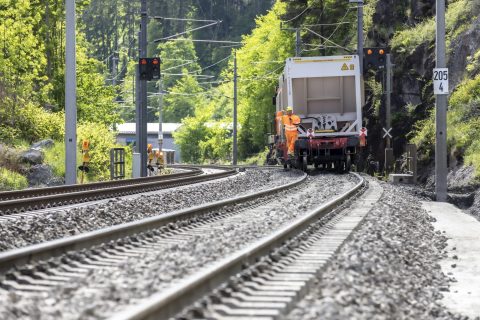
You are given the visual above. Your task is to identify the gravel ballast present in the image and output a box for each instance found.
[288,180,467,320]
[0,173,358,320]
[0,169,302,251]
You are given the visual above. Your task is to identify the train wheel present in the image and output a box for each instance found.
[283,162,288,170]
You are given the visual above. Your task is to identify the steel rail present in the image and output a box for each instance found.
[0,169,236,216]
[0,168,202,201]
[108,173,365,320]
[170,164,281,170]
[0,171,307,273]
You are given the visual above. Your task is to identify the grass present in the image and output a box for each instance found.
[43,140,65,178]
[0,144,23,172]
[411,75,480,176]
[0,167,28,191]
[241,147,270,165]
[391,0,476,57]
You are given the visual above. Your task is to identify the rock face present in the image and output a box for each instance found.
[27,164,63,187]
[471,190,480,220]
[447,165,478,191]
[20,149,44,165]
[31,139,54,150]
[410,0,435,21]
[449,15,480,87]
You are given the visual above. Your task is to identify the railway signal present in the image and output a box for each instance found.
[363,48,387,73]
[139,58,161,81]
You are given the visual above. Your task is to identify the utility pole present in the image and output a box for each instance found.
[65,0,77,185]
[111,54,119,131]
[280,24,301,57]
[232,51,238,165]
[435,0,448,201]
[136,0,148,177]
[384,53,394,173]
[112,55,118,86]
[295,28,301,57]
[350,0,364,73]
[385,54,392,148]
[158,79,163,155]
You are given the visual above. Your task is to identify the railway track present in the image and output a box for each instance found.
[107,174,381,320]
[0,170,372,320]
[0,171,307,274]
[0,166,236,216]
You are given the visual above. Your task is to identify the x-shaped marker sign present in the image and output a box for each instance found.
[383,127,392,139]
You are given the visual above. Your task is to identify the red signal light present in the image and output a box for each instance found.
[141,59,147,65]
[379,49,385,55]
[152,59,159,65]
[367,49,373,55]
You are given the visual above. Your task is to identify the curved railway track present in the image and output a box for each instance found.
[109,173,372,320]
[0,167,236,216]
[0,170,374,320]
[0,171,307,273]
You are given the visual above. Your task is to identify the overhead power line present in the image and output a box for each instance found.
[151,16,218,23]
[161,58,196,62]
[303,21,354,27]
[162,73,215,79]
[162,60,199,72]
[154,21,222,42]
[165,39,243,45]
[304,27,352,53]
[281,2,314,24]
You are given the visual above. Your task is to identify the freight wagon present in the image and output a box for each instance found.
[270,55,365,172]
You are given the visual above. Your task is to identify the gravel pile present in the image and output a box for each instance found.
[0,173,358,320]
[288,180,465,320]
[0,169,302,251]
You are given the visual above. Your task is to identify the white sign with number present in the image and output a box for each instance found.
[433,68,449,95]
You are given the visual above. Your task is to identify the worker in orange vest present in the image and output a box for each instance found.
[282,106,301,157]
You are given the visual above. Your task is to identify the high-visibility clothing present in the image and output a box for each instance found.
[282,114,301,155]
[282,114,301,132]
[286,130,298,155]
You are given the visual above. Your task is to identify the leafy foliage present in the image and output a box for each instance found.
[173,2,294,162]
[411,75,480,175]
[0,144,22,172]
[391,0,477,58]
[279,0,355,56]
[77,122,132,181]
[0,167,28,191]
[173,115,210,163]
[0,97,64,144]
[42,125,133,182]
[81,0,273,81]
[77,47,121,126]
[163,73,204,122]
[43,140,66,178]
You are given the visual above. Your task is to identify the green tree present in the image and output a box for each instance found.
[158,37,201,89]
[173,2,294,162]
[279,0,355,56]
[233,1,294,158]
[76,44,120,126]
[173,115,209,163]
[163,71,204,122]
